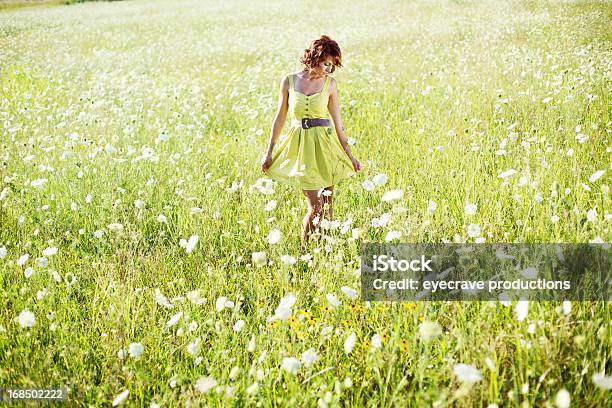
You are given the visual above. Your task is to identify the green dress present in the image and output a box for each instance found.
[266,74,356,190]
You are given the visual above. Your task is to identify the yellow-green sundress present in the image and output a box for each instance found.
[266,74,356,191]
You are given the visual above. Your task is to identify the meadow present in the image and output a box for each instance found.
[0,0,610,406]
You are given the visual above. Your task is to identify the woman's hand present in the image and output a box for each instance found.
[349,156,361,172]
[261,153,273,173]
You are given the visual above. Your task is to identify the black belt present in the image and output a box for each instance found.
[301,118,331,129]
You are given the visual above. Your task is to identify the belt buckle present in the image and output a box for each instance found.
[301,118,309,129]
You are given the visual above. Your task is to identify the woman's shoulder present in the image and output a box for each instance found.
[327,75,337,91]
[280,72,300,83]
[278,74,292,87]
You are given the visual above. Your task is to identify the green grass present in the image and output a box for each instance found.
[0,0,122,11]
[0,1,64,11]
[0,0,610,406]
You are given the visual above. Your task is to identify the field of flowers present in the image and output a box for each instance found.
[0,0,610,406]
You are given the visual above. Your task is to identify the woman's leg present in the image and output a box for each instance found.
[301,189,324,252]
[321,186,334,221]
[301,186,334,253]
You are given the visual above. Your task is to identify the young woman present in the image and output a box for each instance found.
[261,35,362,253]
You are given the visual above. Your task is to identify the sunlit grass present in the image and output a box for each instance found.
[0,0,610,406]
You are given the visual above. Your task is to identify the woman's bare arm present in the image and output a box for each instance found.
[327,78,355,159]
[265,75,290,156]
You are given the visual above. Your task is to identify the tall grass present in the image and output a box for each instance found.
[0,0,610,406]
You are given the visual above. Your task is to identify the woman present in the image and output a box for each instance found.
[261,35,362,253]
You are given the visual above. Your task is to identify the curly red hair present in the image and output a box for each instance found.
[300,35,343,73]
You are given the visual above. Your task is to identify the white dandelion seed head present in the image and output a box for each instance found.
[30,178,48,188]
[498,169,517,179]
[247,335,256,353]
[326,293,341,308]
[418,321,442,341]
[281,357,301,375]
[215,296,229,312]
[128,342,144,358]
[155,288,174,309]
[166,311,183,327]
[267,229,281,245]
[249,178,275,195]
[233,319,245,332]
[371,333,382,349]
[453,364,483,383]
[301,348,318,367]
[17,309,36,328]
[42,246,58,257]
[372,173,388,186]
[340,286,358,300]
[280,255,296,265]
[187,338,201,356]
[229,366,241,380]
[252,251,267,267]
[467,223,481,238]
[362,180,375,192]
[246,382,259,395]
[270,293,297,321]
[112,389,129,407]
[344,332,356,355]
[562,300,571,316]
[381,189,404,202]
[586,208,597,222]
[554,389,570,408]
[179,235,199,253]
[195,376,217,393]
[592,372,612,390]
[17,254,29,266]
[385,230,402,242]
[428,200,437,214]
[464,203,477,215]
[187,290,206,305]
[64,273,77,286]
[588,170,605,183]
[516,300,529,322]
[520,267,537,279]
[264,200,277,212]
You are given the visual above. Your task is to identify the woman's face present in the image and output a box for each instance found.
[313,56,336,75]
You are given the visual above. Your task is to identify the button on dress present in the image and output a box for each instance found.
[266,74,356,190]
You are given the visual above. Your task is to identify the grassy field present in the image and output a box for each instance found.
[0,0,610,406]
[0,0,97,11]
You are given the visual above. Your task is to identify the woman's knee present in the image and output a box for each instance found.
[308,204,323,218]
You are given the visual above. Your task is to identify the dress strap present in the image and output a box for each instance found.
[321,75,332,94]
[288,74,295,91]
